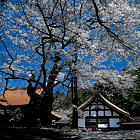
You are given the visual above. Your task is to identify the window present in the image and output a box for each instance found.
[86,118,97,125]
[110,118,120,127]
[84,111,89,116]
[105,110,111,116]
[87,119,96,123]
[91,111,96,116]
[113,111,119,116]
[98,111,104,116]
[98,118,108,123]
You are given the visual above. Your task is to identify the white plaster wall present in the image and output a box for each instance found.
[99,105,104,109]
[98,124,108,128]
[105,106,109,109]
[113,111,119,116]
[91,105,95,110]
[110,118,120,128]
[78,118,85,127]
[84,106,89,110]
[98,111,104,116]
[84,111,89,116]
[105,110,111,116]
[91,111,96,116]
[91,104,104,110]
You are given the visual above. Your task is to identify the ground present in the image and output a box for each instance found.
[1,128,140,140]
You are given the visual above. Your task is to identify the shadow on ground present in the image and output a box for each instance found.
[1,128,81,140]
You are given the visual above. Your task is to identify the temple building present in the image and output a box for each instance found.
[68,91,134,131]
[0,88,62,127]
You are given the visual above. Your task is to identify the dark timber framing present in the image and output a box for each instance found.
[68,91,134,131]
[83,97,122,129]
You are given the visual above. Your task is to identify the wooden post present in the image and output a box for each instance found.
[72,47,78,129]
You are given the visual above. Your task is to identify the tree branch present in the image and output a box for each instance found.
[21,3,48,35]
[0,39,15,76]
[42,37,47,89]
[2,72,43,87]
[92,0,134,51]
[36,0,52,38]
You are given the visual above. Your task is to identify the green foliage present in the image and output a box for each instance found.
[123,70,140,116]
[53,68,140,117]
[53,91,72,110]
[125,68,140,116]
[77,88,94,106]
[93,68,140,117]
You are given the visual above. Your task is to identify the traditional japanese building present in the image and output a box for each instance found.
[68,91,134,131]
[0,88,62,127]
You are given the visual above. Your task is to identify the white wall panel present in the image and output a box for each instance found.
[105,106,109,109]
[110,118,120,128]
[105,111,111,116]
[97,102,102,105]
[98,111,104,116]
[91,111,96,116]
[91,105,95,110]
[84,111,89,116]
[84,106,89,110]
[98,124,108,128]
[113,111,119,116]
[99,105,104,109]
[78,118,85,127]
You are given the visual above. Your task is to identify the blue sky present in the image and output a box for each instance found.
[0,0,139,95]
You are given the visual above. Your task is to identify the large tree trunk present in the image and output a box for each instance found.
[27,82,54,127]
[40,56,60,127]
[71,47,78,129]
[27,52,60,127]
[27,82,42,127]
[40,89,54,127]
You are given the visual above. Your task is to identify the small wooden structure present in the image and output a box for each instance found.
[54,119,70,129]
[68,91,134,131]
[121,123,140,130]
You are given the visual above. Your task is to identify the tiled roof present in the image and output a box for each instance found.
[0,88,62,119]
[0,88,43,106]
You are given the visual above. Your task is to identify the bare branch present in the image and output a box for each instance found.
[0,39,15,76]
[36,0,52,38]
[92,0,134,51]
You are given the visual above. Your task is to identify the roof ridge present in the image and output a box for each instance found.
[77,91,134,122]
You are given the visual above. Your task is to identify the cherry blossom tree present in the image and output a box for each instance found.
[0,0,139,127]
